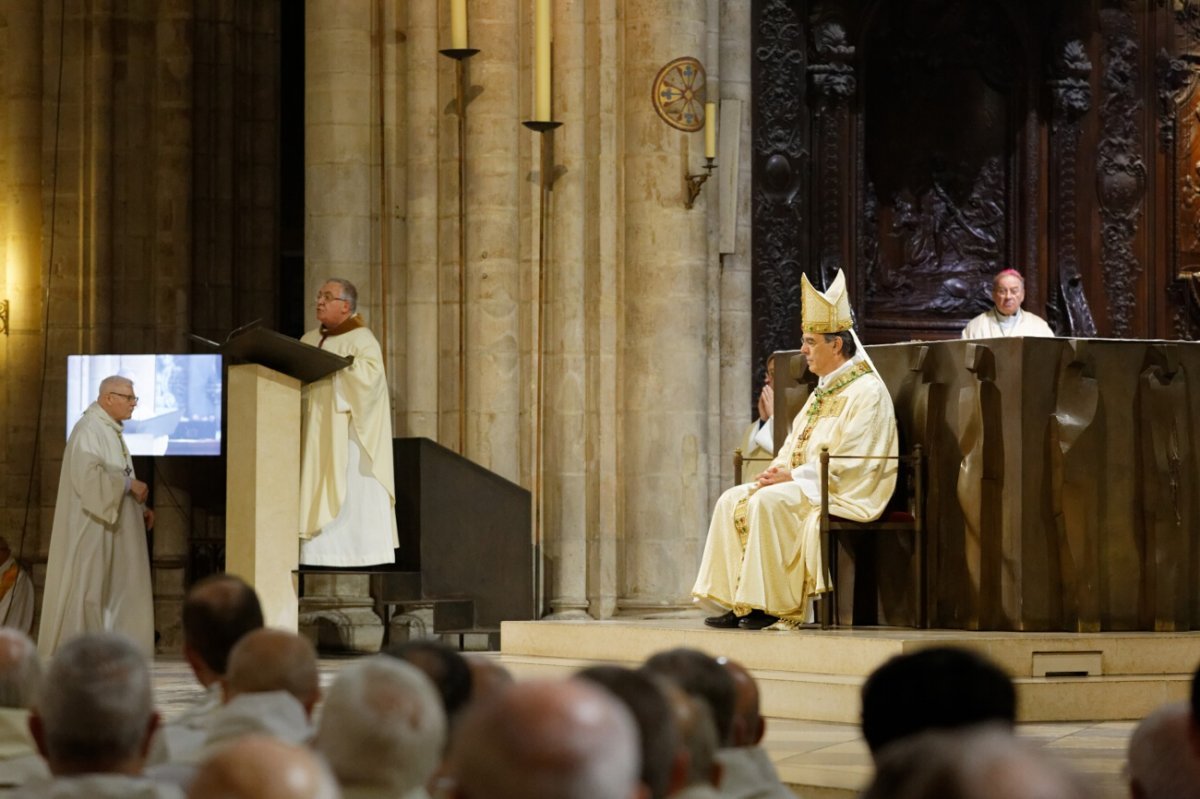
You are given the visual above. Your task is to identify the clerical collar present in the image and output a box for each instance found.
[817,356,859,388]
[993,307,1022,335]
[318,314,365,348]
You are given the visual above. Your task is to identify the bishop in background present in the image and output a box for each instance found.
[298,278,399,566]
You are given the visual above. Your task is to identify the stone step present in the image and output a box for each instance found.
[499,618,1200,723]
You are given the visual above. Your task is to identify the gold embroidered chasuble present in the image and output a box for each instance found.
[692,358,898,619]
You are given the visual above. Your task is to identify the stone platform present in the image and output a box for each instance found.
[499,617,1200,724]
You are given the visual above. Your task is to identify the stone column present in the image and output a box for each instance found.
[460,0,523,482]
[719,2,753,487]
[403,1,440,439]
[0,0,45,570]
[305,0,374,322]
[542,0,589,618]
[620,1,712,612]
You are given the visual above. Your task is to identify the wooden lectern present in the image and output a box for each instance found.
[198,327,350,630]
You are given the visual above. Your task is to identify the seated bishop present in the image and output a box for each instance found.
[693,270,898,631]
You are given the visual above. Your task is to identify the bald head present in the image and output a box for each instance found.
[1129,702,1200,799]
[445,679,640,799]
[188,735,338,799]
[719,657,764,748]
[0,628,40,709]
[223,629,319,714]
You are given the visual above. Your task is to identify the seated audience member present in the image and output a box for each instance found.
[187,735,339,799]
[579,665,682,799]
[714,658,791,799]
[642,649,737,748]
[18,633,182,798]
[0,629,48,789]
[207,628,320,745]
[149,574,264,764]
[316,657,445,799]
[441,679,641,799]
[151,627,319,791]
[961,269,1055,339]
[664,685,722,799]
[463,654,513,706]
[740,355,777,479]
[385,640,472,723]
[0,539,33,634]
[860,646,1016,759]
[1128,702,1200,799]
[862,724,1090,799]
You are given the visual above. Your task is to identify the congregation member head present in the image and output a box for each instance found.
[384,639,473,722]
[30,633,158,776]
[442,678,641,799]
[710,657,794,799]
[579,665,681,799]
[0,629,40,710]
[188,735,338,799]
[223,628,320,717]
[1129,701,1200,799]
[642,648,736,747]
[860,646,1016,759]
[862,724,1090,799]
[463,653,513,705]
[182,574,264,688]
[662,682,722,796]
[316,656,445,799]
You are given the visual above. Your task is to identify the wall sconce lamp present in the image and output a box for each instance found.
[685,101,718,209]
[0,299,8,336]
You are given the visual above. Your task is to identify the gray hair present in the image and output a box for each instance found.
[97,375,133,400]
[316,656,446,793]
[324,277,358,312]
[1128,702,1200,799]
[675,689,719,788]
[36,633,153,765]
[0,629,40,709]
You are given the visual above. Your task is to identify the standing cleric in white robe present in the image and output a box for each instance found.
[37,376,155,658]
[299,278,400,566]
[694,271,898,631]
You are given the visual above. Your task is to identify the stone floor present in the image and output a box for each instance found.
[150,656,1132,799]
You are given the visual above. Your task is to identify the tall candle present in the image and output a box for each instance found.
[535,0,551,121]
[450,0,468,49]
[705,101,717,159]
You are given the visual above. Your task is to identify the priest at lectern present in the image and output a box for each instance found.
[298,278,399,566]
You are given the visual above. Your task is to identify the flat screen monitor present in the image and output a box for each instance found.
[66,354,223,456]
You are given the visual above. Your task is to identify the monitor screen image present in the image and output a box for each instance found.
[66,354,223,456]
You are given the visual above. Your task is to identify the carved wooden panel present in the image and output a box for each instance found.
[751,1,1200,366]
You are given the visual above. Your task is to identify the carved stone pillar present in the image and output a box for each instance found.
[305,0,374,322]
[620,1,711,612]
[460,0,522,481]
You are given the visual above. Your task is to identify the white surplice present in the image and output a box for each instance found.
[961,307,1054,339]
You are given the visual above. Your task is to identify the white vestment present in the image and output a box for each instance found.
[37,403,154,658]
[0,558,34,635]
[146,683,222,766]
[693,357,898,619]
[961,307,1054,339]
[299,319,399,566]
[10,774,183,799]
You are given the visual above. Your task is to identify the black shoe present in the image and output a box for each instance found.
[704,610,740,629]
[737,610,779,630]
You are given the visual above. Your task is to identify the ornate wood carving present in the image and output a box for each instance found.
[807,19,855,290]
[751,0,809,399]
[1049,40,1098,336]
[1097,9,1147,337]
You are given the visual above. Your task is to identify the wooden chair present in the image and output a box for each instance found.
[818,444,925,630]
